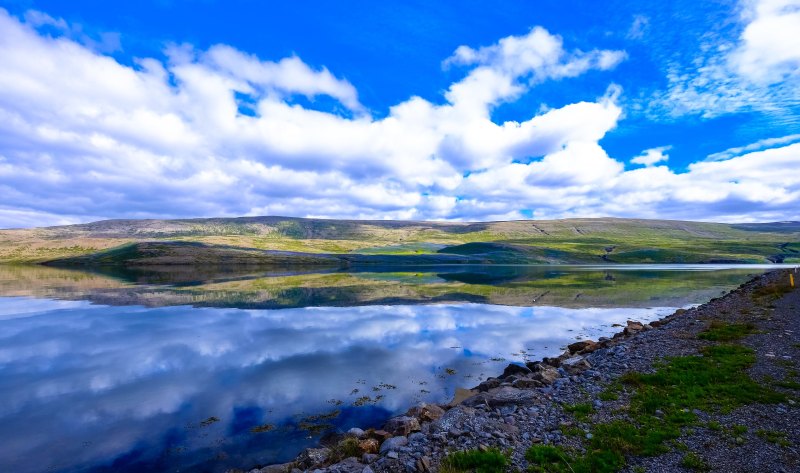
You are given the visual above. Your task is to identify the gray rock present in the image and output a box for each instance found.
[383,416,421,436]
[379,436,408,454]
[501,363,532,378]
[296,448,331,469]
[347,427,366,438]
[258,463,293,473]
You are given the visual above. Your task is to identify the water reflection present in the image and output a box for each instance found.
[0,265,774,472]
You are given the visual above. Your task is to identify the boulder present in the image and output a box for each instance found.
[500,363,532,378]
[461,387,538,408]
[624,320,644,335]
[567,340,597,354]
[476,378,502,392]
[560,356,592,374]
[532,366,560,385]
[432,406,476,434]
[347,427,366,438]
[368,430,392,442]
[383,416,420,436]
[407,403,445,422]
[358,438,379,454]
[379,436,408,454]
[295,448,331,469]
[512,378,542,389]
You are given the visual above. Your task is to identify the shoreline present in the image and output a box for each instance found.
[240,268,799,473]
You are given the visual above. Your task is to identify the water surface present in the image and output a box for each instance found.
[0,264,780,472]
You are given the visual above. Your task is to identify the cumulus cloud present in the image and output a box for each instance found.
[630,146,671,166]
[0,7,798,227]
[732,0,800,83]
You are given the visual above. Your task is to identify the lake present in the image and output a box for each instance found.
[0,264,783,472]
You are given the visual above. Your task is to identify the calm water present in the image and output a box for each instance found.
[0,264,783,472]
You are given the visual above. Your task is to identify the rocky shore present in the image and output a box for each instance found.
[241,269,799,473]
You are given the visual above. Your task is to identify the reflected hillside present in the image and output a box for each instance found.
[0,264,769,309]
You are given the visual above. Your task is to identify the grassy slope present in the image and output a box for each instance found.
[0,216,798,264]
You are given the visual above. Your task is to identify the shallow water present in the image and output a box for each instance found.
[0,264,783,472]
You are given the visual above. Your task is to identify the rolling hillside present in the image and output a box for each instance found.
[1,217,799,265]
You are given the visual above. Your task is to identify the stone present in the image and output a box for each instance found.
[362,467,374,473]
[359,438,379,454]
[561,356,592,374]
[533,366,561,385]
[296,448,331,469]
[259,463,293,473]
[432,406,476,433]
[461,386,538,408]
[379,436,408,454]
[362,453,379,464]
[501,363,532,378]
[512,378,541,389]
[383,416,421,436]
[567,340,598,354]
[407,403,446,422]
[476,378,502,392]
[369,430,393,441]
[329,458,367,473]
[624,320,644,336]
[348,427,366,438]
[386,451,399,459]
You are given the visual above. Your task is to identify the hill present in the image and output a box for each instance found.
[1,216,798,266]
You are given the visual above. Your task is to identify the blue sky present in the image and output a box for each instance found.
[0,0,798,227]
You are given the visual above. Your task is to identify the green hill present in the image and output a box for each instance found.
[1,216,798,265]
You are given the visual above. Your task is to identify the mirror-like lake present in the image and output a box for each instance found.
[0,264,785,472]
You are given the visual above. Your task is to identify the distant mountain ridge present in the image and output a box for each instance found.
[1,216,798,265]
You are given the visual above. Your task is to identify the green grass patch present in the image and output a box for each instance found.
[598,390,619,401]
[680,452,710,471]
[706,420,721,431]
[621,344,785,414]
[441,448,507,473]
[775,380,800,390]
[528,343,786,472]
[564,402,594,421]
[697,321,756,342]
[756,429,790,447]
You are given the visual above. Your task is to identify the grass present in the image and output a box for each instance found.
[680,452,710,471]
[526,339,786,472]
[563,403,594,421]
[697,321,756,342]
[440,448,508,473]
[756,429,791,447]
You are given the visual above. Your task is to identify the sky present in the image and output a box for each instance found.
[0,0,798,228]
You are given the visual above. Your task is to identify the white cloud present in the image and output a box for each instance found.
[652,0,800,119]
[0,8,799,227]
[631,146,671,166]
[627,15,649,40]
[732,0,800,83]
[705,133,800,161]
